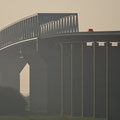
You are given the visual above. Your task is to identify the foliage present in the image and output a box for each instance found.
[0,87,27,115]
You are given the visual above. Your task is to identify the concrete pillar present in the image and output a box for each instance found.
[72,43,82,116]
[62,43,71,115]
[21,39,61,113]
[95,43,106,118]
[46,44,61,114]
[61,42,83,116]
[20,40,48,111]
[38,40,61,114]
[108,43,120,120]
[0,56,26,91]
[83,42,93,117]
[23,53,48,111]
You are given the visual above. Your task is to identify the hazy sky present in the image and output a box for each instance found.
[0,0,120,96]
[20,64,29,96]
[0,0,120,31]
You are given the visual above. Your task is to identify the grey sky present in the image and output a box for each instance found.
[0,0,120,31]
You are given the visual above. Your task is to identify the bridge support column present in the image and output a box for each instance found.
[62,43,72,115]
[61,43,83,116]
[83,42,94,117]
[108,43,120,120]
[95,43,106,118]
[72,43,83,116]
[23,52,48,111]
[37,40,61,114]
[0,56,26,90]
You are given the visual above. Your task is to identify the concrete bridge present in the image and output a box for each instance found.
[0,13,119,120]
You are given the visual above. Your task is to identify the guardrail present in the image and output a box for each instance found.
[0,13,79,48]
[40,15,79,35]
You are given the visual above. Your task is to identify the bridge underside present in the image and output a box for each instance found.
[0,34,120,120]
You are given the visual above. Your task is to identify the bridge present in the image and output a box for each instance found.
[0,13,120,120]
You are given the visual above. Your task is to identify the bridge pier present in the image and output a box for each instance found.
[108,43,120,120]
[83,42,94,117]
[39,40,61,114]
[72,43,83,116]
[0,56,26,91]
[62,43,72,115]
[95,43,106,118]
[61,42,83,116]
[21,40,61,113]
[22,51,48,111]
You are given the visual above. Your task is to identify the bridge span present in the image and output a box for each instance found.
[0,13,119,120]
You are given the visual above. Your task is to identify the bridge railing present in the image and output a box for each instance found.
[0,14,39,48]
[39,15,79,35]
[0,13,79,49]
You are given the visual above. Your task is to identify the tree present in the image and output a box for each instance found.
[0,87,27,115]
